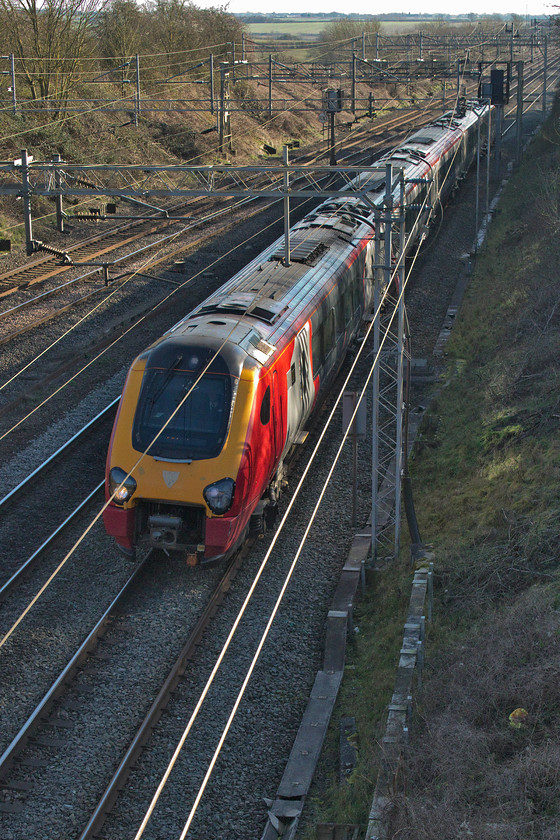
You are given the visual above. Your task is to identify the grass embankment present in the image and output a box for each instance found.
[303,106,560,837]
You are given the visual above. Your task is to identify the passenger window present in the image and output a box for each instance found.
[260,386,271,425]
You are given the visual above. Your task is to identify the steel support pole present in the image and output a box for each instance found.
[10,53,16,116]
[208,53,216,114]
[210,54,215,116]
[362,31,366,60]
[371,210,381,561]
[516,61,524,165]
[475,113,481,249]
[219,64,229,154]
[394,181,406,557]
[231,41,236,80]
[494,104,503,177]
[351,53,356,115]
[371,164,393,559]
[329,110,336,166]
[21,149,34,255]
[242,33,246,62]
[134,54,140,126]
[375,32,379,61]
[268,54,272,118]
[542,36,548,114]
[486,102,491,219]
[53,154,64,233]
[283,145,290,267]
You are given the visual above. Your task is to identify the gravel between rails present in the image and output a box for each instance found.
[0,554,223,840]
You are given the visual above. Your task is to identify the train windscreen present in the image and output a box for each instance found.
[132,349,233,460]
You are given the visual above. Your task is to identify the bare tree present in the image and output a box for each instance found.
[0,0,102,111]
[96,0,146,62]
[318,18,380,62]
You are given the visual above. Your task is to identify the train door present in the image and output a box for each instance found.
[363,243,374,310]
[285,323,314,450]
[271,370,285,462]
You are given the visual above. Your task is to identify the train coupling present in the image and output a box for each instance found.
[148,513,182,549]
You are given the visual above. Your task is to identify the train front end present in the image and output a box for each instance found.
[103,331,263,564]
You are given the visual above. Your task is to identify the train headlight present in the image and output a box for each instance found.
[109,467,137,505]
[203,478,235,515]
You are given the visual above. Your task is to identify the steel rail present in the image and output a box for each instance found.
[0,105,443,319]
[77,547,246,840]
[0,195,258,342]
[0,480,104,603]
[0,397,119,510]
[0,558,149,781]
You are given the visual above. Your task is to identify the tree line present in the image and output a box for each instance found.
[0,0,244,105]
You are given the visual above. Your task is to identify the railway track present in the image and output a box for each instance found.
[0,392,117,602]
[0,103,467,360]
[0,103,454,305]
[0,399,118,602]
[0,306,370,835]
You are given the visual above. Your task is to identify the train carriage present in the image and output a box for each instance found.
[103,102,488,563]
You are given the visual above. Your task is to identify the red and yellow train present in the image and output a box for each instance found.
[103,103,488,563]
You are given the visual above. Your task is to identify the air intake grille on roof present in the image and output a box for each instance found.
[271,237,327,265]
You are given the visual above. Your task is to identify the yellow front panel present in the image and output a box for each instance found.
[109,361,257,515]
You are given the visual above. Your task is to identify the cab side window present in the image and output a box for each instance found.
[260,386,271,425]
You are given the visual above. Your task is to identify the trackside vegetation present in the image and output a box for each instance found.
[302,99,560,838]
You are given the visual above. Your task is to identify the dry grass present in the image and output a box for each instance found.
[386,98,560,839]
[390,586,560,839]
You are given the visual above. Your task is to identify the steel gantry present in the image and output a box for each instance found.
[371,165,408,559]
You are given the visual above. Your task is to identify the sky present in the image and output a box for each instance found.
[205,1,556,18]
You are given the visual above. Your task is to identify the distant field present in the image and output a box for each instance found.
[245,20,332,40]
[245,17,472,40]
